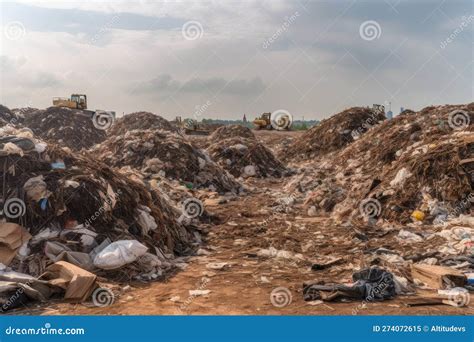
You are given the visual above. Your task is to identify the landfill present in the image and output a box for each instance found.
[90,128,241,193]
[108,111,178,136]
[208,124,257,142]
[0,126,198,310]
[0,102,473,315]
[23,106,107,151]
[207,136,288,178]
[282,107,386,161]
[0,105,21,128]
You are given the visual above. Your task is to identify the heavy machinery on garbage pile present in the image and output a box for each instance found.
[52,94,116,122]
[53,94,88,110]
[175,116,210,135]
[253,111,293,131]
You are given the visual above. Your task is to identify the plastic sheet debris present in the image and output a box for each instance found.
[303,267,396,302]
[93,240,148,270]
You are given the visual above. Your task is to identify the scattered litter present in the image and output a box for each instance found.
[189,289,211,296]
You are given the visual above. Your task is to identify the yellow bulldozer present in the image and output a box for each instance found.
[253,111,292,130]
[52,94,116,122]
[52,94,88,110]
[253,112,272,130]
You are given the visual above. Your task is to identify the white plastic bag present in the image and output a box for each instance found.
[93,240,148,270]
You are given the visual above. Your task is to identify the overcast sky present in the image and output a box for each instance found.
[0,0,472,120]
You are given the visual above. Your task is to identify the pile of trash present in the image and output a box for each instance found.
[331,103,474,224]
[108,112,177,136]
[0,105,21,127]
[23,107,107,151]
[208,124,256,142]
[283,107,386,161]
[0,127,198,310]
[90,129,241,193]
[11,107,40,124]
[207,137,288,178]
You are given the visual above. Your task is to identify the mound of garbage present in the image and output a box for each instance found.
[207,137,288,178]
[283,107,386,161]
[290,103,474,225]
[332,104,474,224]
[11,107,40,123]
[23,107,107,151]
[90,129,241,193]
[208,124,256,143]
[108,111,176,136]
[0,126,198,309]
[0,105,20,127]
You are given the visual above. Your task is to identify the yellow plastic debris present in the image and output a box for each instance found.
[411,210,425,221]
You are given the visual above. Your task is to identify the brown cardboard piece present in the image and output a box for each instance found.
[40,261,97,302]
[0,223,32,265]
[411,264,466,289]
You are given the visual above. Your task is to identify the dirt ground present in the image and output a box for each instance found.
[10,130,473,316]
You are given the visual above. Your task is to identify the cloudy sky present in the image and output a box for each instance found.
[0,0,472,120]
